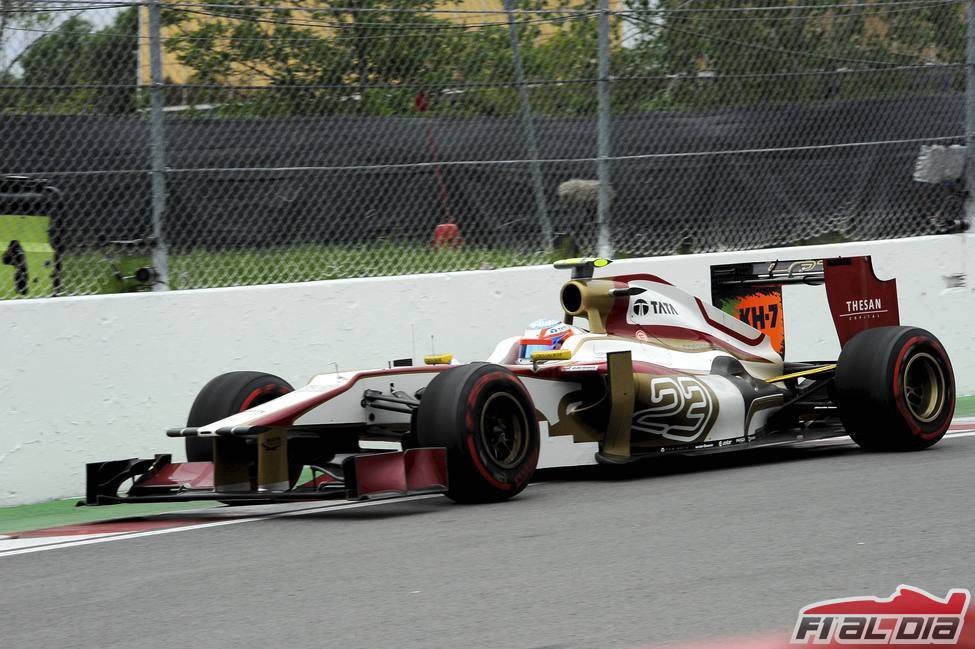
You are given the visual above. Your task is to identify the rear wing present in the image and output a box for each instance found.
[710,256,899,355]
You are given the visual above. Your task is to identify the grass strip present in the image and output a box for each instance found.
[0,498,220,535]
[955,394,975,418]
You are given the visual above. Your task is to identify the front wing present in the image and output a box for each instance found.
[85,448,448,505]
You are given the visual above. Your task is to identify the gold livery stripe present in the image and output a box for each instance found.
[530,349,572,362]
[766,363,837,383]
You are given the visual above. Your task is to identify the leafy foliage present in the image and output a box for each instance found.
[0,0,53,76]
[615,0,966,110]
[0,1,967,117]
[7,8,137,114]
[162,0,608,117]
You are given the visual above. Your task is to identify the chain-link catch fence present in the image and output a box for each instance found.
[0,0,967,298]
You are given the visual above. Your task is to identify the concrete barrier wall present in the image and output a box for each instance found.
[2,234,972,506]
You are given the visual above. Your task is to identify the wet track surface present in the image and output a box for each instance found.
[2,434,974,649]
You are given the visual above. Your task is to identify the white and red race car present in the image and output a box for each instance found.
[85,256,955,505]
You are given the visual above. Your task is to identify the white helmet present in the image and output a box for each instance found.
[516,318,581,363]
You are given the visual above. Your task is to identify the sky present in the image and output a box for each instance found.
[1,2,125,75]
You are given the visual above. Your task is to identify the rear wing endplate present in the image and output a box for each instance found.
[711,255,899,354]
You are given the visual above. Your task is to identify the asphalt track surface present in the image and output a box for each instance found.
[3,434,975,649]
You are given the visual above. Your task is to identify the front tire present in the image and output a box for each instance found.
[834,326,954,451]
[416,363,539,503]
[185,371,293,462]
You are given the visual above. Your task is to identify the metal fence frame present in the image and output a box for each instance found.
[0,0,969,298]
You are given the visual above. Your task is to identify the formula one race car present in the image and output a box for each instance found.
[85,255,955,506]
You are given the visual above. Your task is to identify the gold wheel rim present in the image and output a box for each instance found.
[902,352,946,423]
[479,392,528,469]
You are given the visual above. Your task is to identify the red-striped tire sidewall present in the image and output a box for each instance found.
[889,334,955,443]
[185,371,294,462]
[836,326,954,451]
[417,363,539,503]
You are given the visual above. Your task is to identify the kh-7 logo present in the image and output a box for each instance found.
[738,302,779,330]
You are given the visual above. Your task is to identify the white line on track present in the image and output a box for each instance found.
[0,494,442,559]
[3,429,974,559]
[0,532,123,551]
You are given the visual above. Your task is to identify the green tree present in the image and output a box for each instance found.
[453,0,603,117]
[87,8,139,114]
[617,0,966,110]
[161,0,605,117]
[0,0,53,77]
[18,8,137,114]
[163,0,471,115]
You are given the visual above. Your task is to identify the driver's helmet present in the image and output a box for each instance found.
[517,318,579,363]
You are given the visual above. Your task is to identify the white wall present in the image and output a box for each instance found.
[2,234,972,506]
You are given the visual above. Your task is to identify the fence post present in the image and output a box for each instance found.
[503,0,553,252]
[966,0,975,229]
[596,0,614,258]
[148,0,170,290]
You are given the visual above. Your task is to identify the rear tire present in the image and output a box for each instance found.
[416,363,539,503]
[185,371,293,462]
[834,326,954,451]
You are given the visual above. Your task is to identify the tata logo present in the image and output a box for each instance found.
[633,299,678,317]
